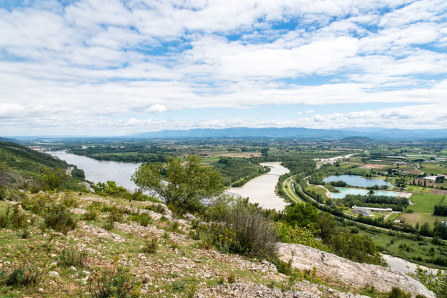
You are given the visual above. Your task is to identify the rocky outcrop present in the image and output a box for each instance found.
[276,243,435,298]
[198,281,371,297]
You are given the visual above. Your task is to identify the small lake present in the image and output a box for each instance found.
[329,187,402,199]
[227,162,290,211]
[48,151,141,191]
[323,175,394,188]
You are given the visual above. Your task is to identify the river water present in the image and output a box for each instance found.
[382,254,439,275]
[227,162,290,211]
[48,151,142,191]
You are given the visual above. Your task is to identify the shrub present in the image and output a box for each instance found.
[44,206,77,234]
[6,268,38,287]
[172,281,186,292]
[387,287,411,298]
[83,203,100,221]
[204,197,278,258]
[62,194,78,208]
[4,255,52,288]
[168,221,180,233]
[88,259,140,298]
[227,272,236,283]
[142,237,159,254]
[130,213,152,227]
[59,247,87,268]
[21,227,30,239]
[104,205,124,223]
[0,204,28,230]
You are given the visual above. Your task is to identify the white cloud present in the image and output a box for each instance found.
[145,104,167,113]
[0,0,446,135]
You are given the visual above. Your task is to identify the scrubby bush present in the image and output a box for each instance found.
[130,213,152,227]
[44,205,76,234]
[83,202,101,221]
[0,204,28,230]
[88,258,140,298]
[203,197,278,258]
[59,247,87,268]
[142,237,159,254]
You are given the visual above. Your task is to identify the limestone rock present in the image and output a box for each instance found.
[276,243,435,298]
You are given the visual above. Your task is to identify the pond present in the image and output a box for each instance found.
[227,162,290,211]
[329,187,402,199]
[48,151,141,191]
[323,175,394,188]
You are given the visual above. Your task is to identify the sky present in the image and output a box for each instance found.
[0,0,446,136]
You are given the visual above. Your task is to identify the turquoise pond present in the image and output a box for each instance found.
[323,175,394,188]
[329,187,401,199]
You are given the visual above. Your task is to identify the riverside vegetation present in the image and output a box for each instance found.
[0,139,445,296]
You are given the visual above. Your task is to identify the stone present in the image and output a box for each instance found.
[276,243,435,298]
[48,271,59,278]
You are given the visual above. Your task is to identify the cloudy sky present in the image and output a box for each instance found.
[1,0,446,136]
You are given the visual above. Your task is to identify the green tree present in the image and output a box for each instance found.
[132,155,224,212]
[41,168,65,191]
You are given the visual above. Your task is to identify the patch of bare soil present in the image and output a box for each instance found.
[359,164,388,169]
[429,188,447,195]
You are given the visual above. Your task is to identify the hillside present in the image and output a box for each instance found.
[0,192,435,297]
[0,141,85,192]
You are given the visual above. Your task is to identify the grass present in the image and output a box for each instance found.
[400,213,447,226]
[283,177,305,204]
[420,162,447,175]
[357,229,447,269]
[407,192,444,213]
[306,184,329,201]
[386,213,401,222]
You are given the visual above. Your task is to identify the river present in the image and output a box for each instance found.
[227,162,290,211]
[48,151,142,191]
[382,254,439,275]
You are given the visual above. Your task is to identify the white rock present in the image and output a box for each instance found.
[69,266,77,272]
[38,288,44,293]
[48,271,59,278]
[276,243,435,298]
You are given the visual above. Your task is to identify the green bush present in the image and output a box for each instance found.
[0,204,28,230]
[59,247,87,268]
[44,205,77,234]
[130,213,152,227]
[203,197,278,258]
[88,260,140,298]
[142,237,159,254]
[83,203,101,221]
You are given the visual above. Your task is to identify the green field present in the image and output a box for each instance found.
[306,184,329,201]
[408,192,444,213]
[420,162,447,175]
[358,229,447,269]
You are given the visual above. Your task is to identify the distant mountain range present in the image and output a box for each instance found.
[130,127,447,140]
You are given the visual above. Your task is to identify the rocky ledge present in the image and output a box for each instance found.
[277,243,435,298]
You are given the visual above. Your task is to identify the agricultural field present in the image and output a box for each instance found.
[420,162,447,175]
[407,193,444,213]
[358,229,447,269]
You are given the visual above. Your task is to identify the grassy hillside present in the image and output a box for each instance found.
[0,142,85,192]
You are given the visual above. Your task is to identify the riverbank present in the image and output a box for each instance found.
[227,162,290,210]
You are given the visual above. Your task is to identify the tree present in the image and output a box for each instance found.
[436,176,445,184]
[132,155,224,212]
[41,168,65,191]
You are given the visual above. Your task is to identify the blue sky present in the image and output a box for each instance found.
[0,0,446,136]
